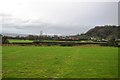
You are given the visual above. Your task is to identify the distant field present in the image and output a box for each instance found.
[8,39,95,43]
[8,39,33,43]
[2,46,118,78]
[41,40,93,42]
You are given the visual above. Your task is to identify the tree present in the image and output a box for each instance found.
[2,36,9,44]
[107,39,118,47]
[0,34,2,44]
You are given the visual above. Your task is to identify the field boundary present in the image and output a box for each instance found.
[2,42,107,46]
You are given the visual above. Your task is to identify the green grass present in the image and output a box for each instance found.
[2,46,118,78]
[8,39,33,43]
[39,40,94,43]
[8,39,104,44]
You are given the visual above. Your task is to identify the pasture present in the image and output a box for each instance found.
[2,46,118,78]
[8,39,94,43]
[8,39,33,43]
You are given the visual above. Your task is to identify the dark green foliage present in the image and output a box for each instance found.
[79,34,91,40]
[0,34,2,44]
[2,36,9,44]
[107,39,118,47]
[101,39,118,47]
[60,43,74,46]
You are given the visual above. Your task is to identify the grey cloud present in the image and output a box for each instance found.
[1,2,118,35]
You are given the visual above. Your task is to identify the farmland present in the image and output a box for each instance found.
[2,46,118,78]
[8,39,94,43]
[8,39,33,43]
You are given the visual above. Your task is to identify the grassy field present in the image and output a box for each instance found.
[8,39,94,43]
[2,46,118,78]
[8,39,33,43]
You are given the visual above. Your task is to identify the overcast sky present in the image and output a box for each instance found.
[0,0,119,35]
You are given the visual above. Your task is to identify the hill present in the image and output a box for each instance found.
[85,25,120,39]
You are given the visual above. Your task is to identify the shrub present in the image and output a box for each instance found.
[2,37,9,44]
[60,43,74,46]
[107,39,118,47]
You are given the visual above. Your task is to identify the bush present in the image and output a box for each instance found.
[100,39,118,47]
[107,39,118,46]
[60,43,74,46]
[2,37,9,44]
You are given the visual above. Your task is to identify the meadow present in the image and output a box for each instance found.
[8,39,94,43]
[8,39,33,43]
[2,46,118,78]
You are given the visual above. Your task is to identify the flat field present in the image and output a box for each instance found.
[2,46,118,78]
[8,39,33,43]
